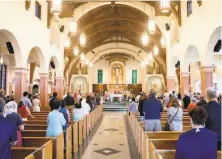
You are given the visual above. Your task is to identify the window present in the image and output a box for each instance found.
[187,0,193,17]
[132,70,137,84]
[35,1,41,19]
[98,70,103,84]
[0,64,7,92]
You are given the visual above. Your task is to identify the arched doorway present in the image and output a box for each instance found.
[32,84,39,94]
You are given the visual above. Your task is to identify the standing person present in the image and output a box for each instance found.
[0,97,6,114]
[46,99,66,137]
[143,89,163,131]
[167,98,183,131]
[3,102,24,147]
[59,100,70,131]
[49,92,58,111]
[0,115,18,159]
[138,94,145,121]
[175,107,217,159]
[172,91,177,98]
[205,88,221,150]
[77,92,82,102]
[18,100,35,118]
[135,93,141,103]
[0,89,8,103]
[177,93,182,100]
[188,98,198,112]
[182,94,190,109]
[163,93,170,108]
[22,91,32,109]
[196,95,207,107]
[129,97,137,113]
[7,96,17,113]
[32,94,41,112]
[64,92,75,107]
[95,93,101,105]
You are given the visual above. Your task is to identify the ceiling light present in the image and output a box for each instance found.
[160,0,170,13]
[70,16,77,35]
[80,32,86,47]
[153,45,159,55]
[144,59,148,65]
[89,62,93,67]
[148,17,155,34]
[148,53,153,60]
[73,46,79,56]
[51,0,62,16]
[80,53,85,61]
[65,39,70,48]
[142,30,149,46]
[85,59,89,65]
[141,61,145,67]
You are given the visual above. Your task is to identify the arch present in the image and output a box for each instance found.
[147,76,163,92]
[28,46,46,70]
[72,76,88,93]
[32,84,39,95]
[183,45,200,72]
[0,29,22,67]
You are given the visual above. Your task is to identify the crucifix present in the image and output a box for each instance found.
[114,65,120,84]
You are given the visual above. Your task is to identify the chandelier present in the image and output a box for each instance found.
[73,46,79,56]
[70,16,77,35]
[142,30,149,46]
[160,0,170,13]
[80,53,85,61]
[148,17,155,34]
[65,38,70,48]
[153,45,159,55]
[51,0,62,16]
[161,36,166,48]
[80,32,86,47]
[85,59,89,65]
[89,62,93,67]
[141,61,145,67]
[148,52,153,60]
[144,59,148,65]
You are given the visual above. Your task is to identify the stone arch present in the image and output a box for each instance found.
[28,46,46,70]
[147,75,164,93]
[72,76,88,93]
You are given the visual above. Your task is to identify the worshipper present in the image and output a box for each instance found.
[205,88,221,150]
[163,93,170,108]
[3,102,24,147]
[182,94,190,109]
[46,99,66,137]
[167,97,183,131]
[86,95,93,110]
[188,97,198,112]
[49,92,58,111]
[95,93,101,105]
[64,92,75,106]
[143,89,163,131]
[138,94,145,121]
[91,96,97,109]
[22,91,32,109]
[218,93,221,104]
[73,101,85,122]
[28,94,32,102]
[81,97,91,116]
[177,93,182,100]
[0,115,18,159]
[172,91,177,98]
[77,93,82,102]
[0,97,6,114]
[59,100,70,130]
[129,97,137,113]
[196,95,207,107]
[32,94,41,112]
[175,107,217,159]
[135,93,141,103]
[18,100,35,118]
[0,89,8,103]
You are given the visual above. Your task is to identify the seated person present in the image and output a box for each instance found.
[73,101,84,122]
[81,98,91,116]
[17,100,35,118]
[175,107,217,159]
[59,100,70,131]
[0,115,17,159]
[129,97,137,113]
[46,99,66,137]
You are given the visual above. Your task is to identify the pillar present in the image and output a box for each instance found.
[55,77,64,99]
[166,76,176,93]
[199,66,214,96]
[180,73,190,98]
[39,73,49,107]
[51,85,55,95]
[29,84,33,95]
[14,68,28,102]
[9,82,13,96]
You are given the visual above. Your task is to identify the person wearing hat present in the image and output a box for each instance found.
[32,94,41,112]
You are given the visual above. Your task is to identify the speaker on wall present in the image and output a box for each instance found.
[175,61,180,68]
[6,42,14,54]
[50,61,55,69]
[214,40,221,52]
[165,23,170,31]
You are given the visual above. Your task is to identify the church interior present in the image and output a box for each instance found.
[0,0,221,159]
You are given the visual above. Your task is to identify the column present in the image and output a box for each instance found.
[9,82,13,96]
[199,66,214,96]
[29,84,33,94]
[51,85,56,95]
[166,76,176,93]
[55,77,64,99]
[14,68,28,102]
[39,73,49,107]
[180,73,190,98]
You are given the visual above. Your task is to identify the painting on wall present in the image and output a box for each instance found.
[152,81,158,91]
[147,76,162,92]
[73,77,87,93]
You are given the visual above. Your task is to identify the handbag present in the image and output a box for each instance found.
[162,107,179,131]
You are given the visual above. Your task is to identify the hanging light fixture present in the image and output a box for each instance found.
[70,15,77,35]
[142,30,149,46]
[0,56,3,64]
[85,59,89,65]
[141,61,145,67]
[51,0,62,16]
[65,38,70,48]
[153,45,159,55]
[80,53,85,61]
[89,62,93,68]
[80,32,86,47]
[144,59,148,65]
[160,0,170,13]
[73,46,79,56]
[148,17,155,34]
[148,52,153,60]
[161,36,166,48]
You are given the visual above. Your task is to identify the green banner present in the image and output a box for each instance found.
[132,70,137,84]
[98,70,103,84]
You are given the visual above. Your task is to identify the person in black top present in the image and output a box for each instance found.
[138,93,145,120]
[204,88,221,150]
[49,92,57,110]
[64,92,75,106]
[183,94,190,109]
[177,93,182,100]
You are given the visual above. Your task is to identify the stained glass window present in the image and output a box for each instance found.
[98,70,103,84]
[132,70,137,84]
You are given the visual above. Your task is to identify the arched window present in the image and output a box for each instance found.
[0,64,7,91]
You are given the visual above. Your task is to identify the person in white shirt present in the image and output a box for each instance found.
[135,93,141,103]
[81,98,91,116]
[32,94,41,112]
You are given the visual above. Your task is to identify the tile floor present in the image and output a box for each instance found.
[80,112,139,159]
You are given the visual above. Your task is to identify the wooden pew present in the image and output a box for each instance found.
[11,147,36,159]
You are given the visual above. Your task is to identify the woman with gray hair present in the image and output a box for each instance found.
[205,87,221,150]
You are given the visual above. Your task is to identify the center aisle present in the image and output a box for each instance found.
[81,112,139,159]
